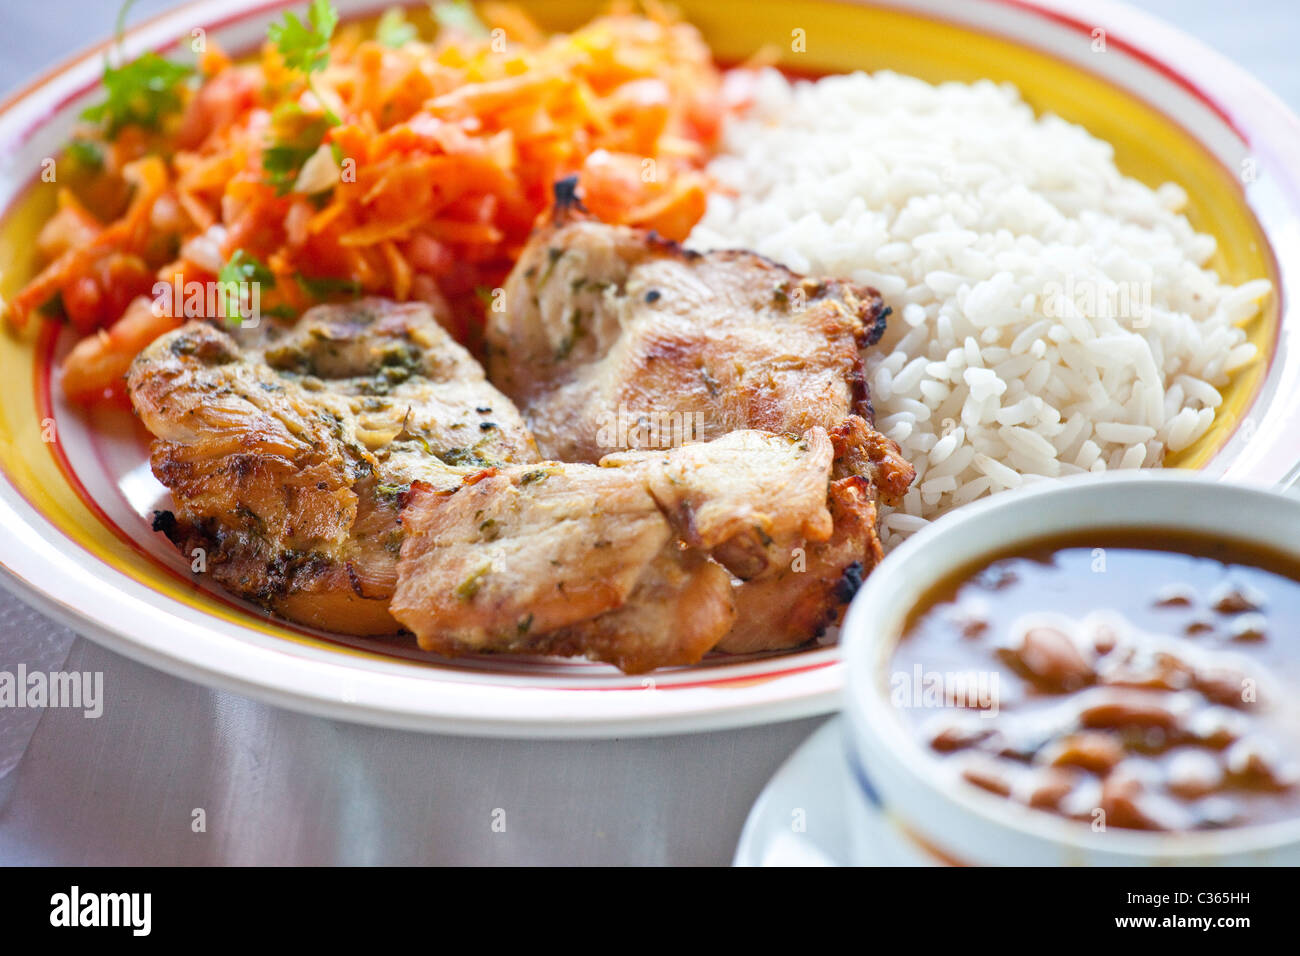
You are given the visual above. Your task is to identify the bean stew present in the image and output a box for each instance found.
[890,531,1300,832]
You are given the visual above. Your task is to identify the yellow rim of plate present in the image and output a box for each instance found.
[0,0,1278,662]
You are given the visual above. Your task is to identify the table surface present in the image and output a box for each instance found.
[0,0,1294,866]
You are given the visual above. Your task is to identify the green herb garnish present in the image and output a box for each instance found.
[66,139,104,170]
[454,565,490,601]
[82,53,193,136]
[295,271,362,300]
[375,482,409,501]
[220,249,276,286]
[376,7,418,48]
[79,1,194,137]
[268,0,341,133]
[262,104,332,195]
[437,446,494,469]
[218,250,276,323]
[432,0,488,38]
[269,0,339,76]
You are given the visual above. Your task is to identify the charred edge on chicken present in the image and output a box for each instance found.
[552,175,586,220]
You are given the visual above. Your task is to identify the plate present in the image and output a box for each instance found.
[733,717,939,866]
[1,0,1298,736]
[734,716,924,866]
[733,718,848,866]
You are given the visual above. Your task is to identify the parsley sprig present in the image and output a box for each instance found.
[432,0,488,38]
[375,8,418,48]
[218,249,276,325]
[263,0,341,192]
[82,54,194,137]
[268,0,339,76]
[81,1,194,136]
[263,104,333,195]
[296,272,361,300]
[66,138,105,170]
[219,249,276,287]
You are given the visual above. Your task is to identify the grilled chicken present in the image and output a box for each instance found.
[719,418,915,653]
[391,429,835,671]
[486,180,887,463]
[129,299,538,635]
[128,185,914,670]
[599,426,835,579]
[486,183,915,655]
[543,548,736,674]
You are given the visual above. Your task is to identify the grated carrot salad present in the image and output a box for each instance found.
[7,2,724,402]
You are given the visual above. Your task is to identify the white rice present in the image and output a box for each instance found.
[687,70,1271,548]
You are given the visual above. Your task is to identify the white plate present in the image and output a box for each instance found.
[734,717,936,866]
[1,0,1299,736]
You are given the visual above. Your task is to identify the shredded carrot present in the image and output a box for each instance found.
[10,3,726,403]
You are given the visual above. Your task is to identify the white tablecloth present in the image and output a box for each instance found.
[0,0,1293,865]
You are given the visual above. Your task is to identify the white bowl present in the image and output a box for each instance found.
[842,472,1300,865]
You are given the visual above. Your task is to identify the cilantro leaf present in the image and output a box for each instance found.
[219,249,276,287]
[81,53,194,136]
[66,139,104,170]
[432,0,488,38]
[269,0,339,76]
[296,272,361,300]
[376,8,418,48]
[218,250,276,325]
[262,104,332,195]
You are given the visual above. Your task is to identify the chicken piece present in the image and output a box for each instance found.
[486,183,915,657]
[828,412,917,497]
[486,180,888,463]
[129,299,538,635]
[718,474,879,654]
[393,465,676,645]
[542,549,735,675]
[600,426,835,580]
[390,430,832,672]
[721,416,917,653]
[260,299,538,469]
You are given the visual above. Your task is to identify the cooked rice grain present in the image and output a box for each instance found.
[688,70,1270,547]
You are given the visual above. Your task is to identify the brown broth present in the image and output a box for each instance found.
[890,530,1300,832]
